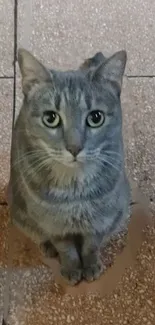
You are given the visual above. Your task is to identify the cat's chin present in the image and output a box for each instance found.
[51,159,85,184]
[52,158,86,178]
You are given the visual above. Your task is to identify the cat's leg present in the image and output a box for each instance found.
[81,234,104,282]
[52,237,82,285]
[11,205,56,257]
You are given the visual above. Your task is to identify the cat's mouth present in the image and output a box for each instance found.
[58,156,84,169]
[63,159,82,168]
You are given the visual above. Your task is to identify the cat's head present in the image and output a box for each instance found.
[18,48,126,174]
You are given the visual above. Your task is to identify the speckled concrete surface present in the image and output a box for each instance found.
[0,0,14,76]
[0,205,9,323]
[18,0,155,75]
[0,80,13,200]
[0,206,155,325]
[122,78,155,213]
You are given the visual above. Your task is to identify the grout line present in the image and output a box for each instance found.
[0,75,155,79]
[1,75,155,80]
[125,75,155,78]
[0,76,14,79]
[12,0,18,128]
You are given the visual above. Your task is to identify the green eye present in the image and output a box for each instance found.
[86,110,105,128]
[42,111,61,128]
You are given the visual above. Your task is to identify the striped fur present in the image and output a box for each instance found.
[10,49,131,284]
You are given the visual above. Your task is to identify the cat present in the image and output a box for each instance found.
[10,48,131,285]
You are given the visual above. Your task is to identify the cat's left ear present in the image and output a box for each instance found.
[18,48,52,95]
[91,50,127,93]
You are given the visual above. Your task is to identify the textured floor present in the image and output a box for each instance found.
[0,0,155,324]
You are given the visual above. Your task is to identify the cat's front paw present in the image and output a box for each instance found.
[60,266,82,286]
[83,258,104,282]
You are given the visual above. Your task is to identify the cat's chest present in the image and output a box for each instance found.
[32,197,96,236]
[31,187,103,235]
[26,180,109,235]
[41,187,92,219]
[40,177,104,205]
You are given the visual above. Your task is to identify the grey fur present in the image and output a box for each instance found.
[10,49,130,285]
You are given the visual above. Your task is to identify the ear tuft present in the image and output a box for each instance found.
[80,52,106,72]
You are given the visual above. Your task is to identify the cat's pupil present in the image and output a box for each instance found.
[91,111,102,123]
[46,112,56,123]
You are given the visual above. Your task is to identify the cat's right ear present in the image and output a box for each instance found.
[18,48,51,95]
[91,51,127,94]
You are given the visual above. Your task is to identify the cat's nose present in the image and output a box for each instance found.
[66,145,82,157]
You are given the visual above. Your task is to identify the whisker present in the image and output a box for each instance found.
[11,157,53,199]
[104,150,122,157]
[12,148,64,168]
[97,156,120,172]
[86,149,122,159]
[102,156,122,164]
[86,149,122,165]
[22,156,51,177]
[12,151,46,167]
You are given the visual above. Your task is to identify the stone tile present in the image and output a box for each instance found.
[0,197,154,324]
[0,0,14,76]
[0,205,9,267]
[0,80,13,199]
[18,0,155,75]
[0,205,9,323]
[2,224,155,324]
[122,77,155,211]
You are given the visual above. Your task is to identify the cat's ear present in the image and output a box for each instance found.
[18,48,51,95]
[80,52,106,72]
[91,50,127,93]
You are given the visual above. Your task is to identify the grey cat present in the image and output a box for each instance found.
[10,48,131,285]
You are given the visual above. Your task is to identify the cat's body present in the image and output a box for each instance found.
[11,49,130,284]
